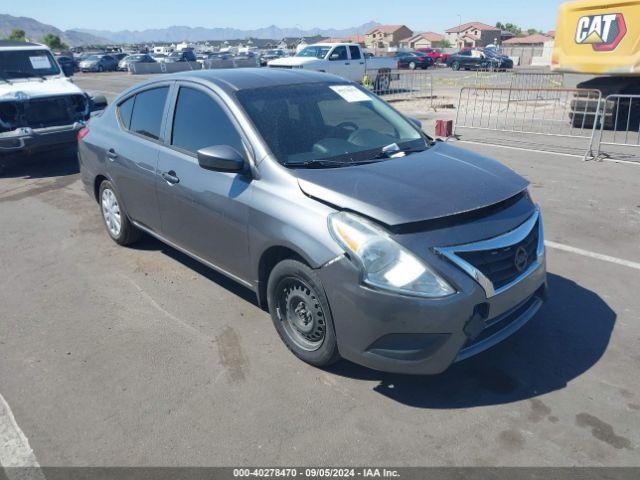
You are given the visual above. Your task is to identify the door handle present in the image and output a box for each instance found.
[345,62,350,65]
[106,148,118,160]
[359,62,365,65]
[161,170,180,185]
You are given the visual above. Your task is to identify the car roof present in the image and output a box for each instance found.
[125,68,346,96]
[0,40,49,51]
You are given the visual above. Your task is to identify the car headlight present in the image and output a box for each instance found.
[328,212,455,298]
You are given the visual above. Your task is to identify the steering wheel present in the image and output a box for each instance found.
[336,121,359,133]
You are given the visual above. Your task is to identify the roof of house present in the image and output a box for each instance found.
[399,31,444,43]
[446,22,499,33]
[547,30,556,38]
[326,34,366,44]
[366,24,410,35]
[502,33,553,44]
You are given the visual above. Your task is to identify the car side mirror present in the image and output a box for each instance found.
[409,117,422,129]
[329,53,340,60]
[197,145,246,172]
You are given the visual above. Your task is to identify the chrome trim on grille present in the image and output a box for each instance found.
[434,208,544,298]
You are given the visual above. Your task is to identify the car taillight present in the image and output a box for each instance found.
[397,61,401,69]
[77,126,90,141]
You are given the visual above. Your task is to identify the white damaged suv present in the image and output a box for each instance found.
[0,41,104,171]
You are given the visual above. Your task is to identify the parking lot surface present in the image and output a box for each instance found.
[1,72,639,467]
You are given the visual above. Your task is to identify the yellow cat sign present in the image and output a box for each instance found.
[575,13,627,51]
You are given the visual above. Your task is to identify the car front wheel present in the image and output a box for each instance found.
[99,180,141,246]
[267,259,340,368]
[452,61,461,71]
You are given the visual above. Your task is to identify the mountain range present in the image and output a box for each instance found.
[0,13,378,46]
[75,22,379,44]
[0,14,109,46]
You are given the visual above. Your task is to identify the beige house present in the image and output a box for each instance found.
[445,22,501,48]
[365,25,414,51]
[398,32,445,50]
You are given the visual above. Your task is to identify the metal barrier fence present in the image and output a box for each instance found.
[452,87,602,159]
[364,70,564,109]
[594,94,640,160]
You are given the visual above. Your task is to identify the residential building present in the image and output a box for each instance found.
[365,25,414,51]
[445,21,501,48]
[398,31,444,50]
[325,34,366,47]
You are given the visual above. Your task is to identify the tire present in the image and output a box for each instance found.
[452,61,461,71]
[267,259,341,368]
[374,74,391,93]
[98,180,141,246]
[409,61,416,70]
[98,65,104,72]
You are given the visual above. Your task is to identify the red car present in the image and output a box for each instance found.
[417,48,448,63]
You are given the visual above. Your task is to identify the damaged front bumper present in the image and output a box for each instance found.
[0,122,84,154]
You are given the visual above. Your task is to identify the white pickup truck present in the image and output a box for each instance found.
[268,43,397,91]
[0,40,106,172]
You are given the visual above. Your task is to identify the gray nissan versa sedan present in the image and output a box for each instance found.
[78,69,547,375]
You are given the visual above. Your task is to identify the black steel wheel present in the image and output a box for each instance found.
[267,259,340,367]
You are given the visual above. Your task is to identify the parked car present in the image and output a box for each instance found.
[416,47,448,63]
[55,55,75,76]
[164,50,197,63]
[260,49,286,66]
[78,69,547,375]
[118,54,156,71]
[394,51,433,70]
[203,52,235,69]
[447,48,513,71]
[268,43,399,91]
[0,41,103,172]
[234,51,260,68]
[79,54,118,72]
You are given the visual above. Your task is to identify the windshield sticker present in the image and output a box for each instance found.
[330,85,371,103]
[29,56,51,69]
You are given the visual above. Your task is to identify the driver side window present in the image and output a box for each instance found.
[330,46,348,61]
[171,86,244,155]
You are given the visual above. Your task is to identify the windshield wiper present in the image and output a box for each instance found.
[369,143,428,161]
[282,158,352,169]
[1,71,45,80]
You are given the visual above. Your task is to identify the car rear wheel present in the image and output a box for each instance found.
[98,65,104,72]
[267,259,340,368]
[99,180,141,246]
[374,74,391,93]
[409,61,416,70]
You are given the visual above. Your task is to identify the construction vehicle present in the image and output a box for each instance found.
[552,0,640,128]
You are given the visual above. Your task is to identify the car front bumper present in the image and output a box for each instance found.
[317,223,547,375]
[0,123,83,156]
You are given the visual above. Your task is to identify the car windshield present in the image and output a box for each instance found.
[236,82,428,167]
[0,49,61,79]
[86,55,101,61]
[296,46,331,59]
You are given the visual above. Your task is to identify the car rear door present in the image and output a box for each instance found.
[108,83,171,232]
[348,45,365,81]
[156,82,252,282]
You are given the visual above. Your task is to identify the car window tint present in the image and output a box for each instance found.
[129,87,169,140]
[349,46,361,60]
[171,87,243,154]
[331,46,348,60]
[118,96,135,130]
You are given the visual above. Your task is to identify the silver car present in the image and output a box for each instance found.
[78,69,547,374]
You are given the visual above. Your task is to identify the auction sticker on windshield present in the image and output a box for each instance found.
[330,85,370,103]
[29,56,52,69]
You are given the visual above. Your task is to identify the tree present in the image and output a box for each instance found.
[433,39,451,48]
[495,22,521,35]
[42,34,68,51]
[8,29,26,42]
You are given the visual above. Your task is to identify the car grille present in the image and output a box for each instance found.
[0,94,89,132]
[457,219,539,290]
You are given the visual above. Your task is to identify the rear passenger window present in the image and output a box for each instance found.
[171,87,243,155]
[117,96,135,130]
[349,46,361,60]
[129,87,169,140]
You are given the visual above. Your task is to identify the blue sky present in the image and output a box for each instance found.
[7,0,566,32]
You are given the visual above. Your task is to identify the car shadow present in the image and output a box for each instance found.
[0,146,79,179]
[326,273,616,408]
[132,234,259,307]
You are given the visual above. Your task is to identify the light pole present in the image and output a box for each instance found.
[457,14,462,49]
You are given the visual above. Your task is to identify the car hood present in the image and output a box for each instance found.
[295,142,528,226]
[0,76,83,101]
[268,56,319,67]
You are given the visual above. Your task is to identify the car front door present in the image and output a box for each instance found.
[348,45,365,82]
[327,46,350,80]
[108,84,171,232]
[156,83,252,282]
